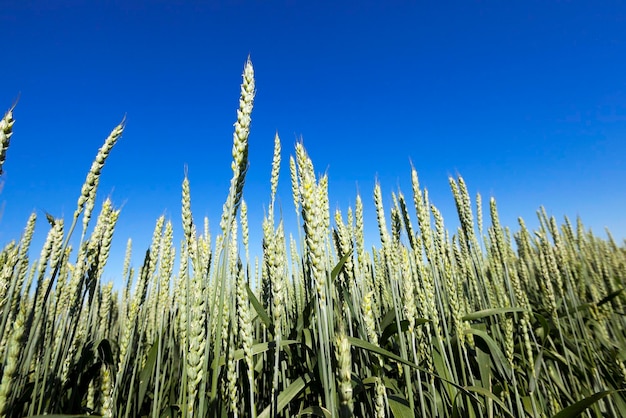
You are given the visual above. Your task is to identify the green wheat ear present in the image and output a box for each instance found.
[0,103,16,176]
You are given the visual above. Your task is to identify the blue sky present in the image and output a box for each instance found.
[1,1,625,283]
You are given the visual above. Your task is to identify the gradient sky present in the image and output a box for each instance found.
[1,1,625,284]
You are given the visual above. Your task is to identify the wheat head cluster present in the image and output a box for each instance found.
[0,58,625,418]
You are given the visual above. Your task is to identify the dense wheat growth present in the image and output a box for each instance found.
[1,59,625,418]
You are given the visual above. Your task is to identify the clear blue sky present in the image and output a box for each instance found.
[1,1,625,283]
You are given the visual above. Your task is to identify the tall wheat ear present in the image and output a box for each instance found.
[0,103,16,176]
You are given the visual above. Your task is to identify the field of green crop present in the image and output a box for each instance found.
[1,58,625,418]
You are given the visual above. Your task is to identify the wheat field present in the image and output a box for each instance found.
[0,58,625,418]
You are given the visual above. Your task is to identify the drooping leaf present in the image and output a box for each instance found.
[138,340,159,409]
[465,327,512,380]
[551,390,616,418]
[298,405,332,417]
[258,374,312,418]
[380,309,397,333]
[218,339,300,365]
[388,394,415,418]
[569,288,624,316]
[462,307,526,321]
[463,386,515,417]
[348,336,418,369]
[348,336,482,404]
[380,319,410,346]
[330,250,353,282]
[597,287,624,307]
[95,338,115,366]
[247,283,272,330]
[533,313,551,342]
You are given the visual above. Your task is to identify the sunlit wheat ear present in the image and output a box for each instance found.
[449,176,474,247]
[295,143,325,296]
[289,233,304,310]
[537,236,558,322]
[0,242,16,309]
[92,282,112,412]
[98,282,113,338]
[63,243,88,320]
[390,202,402,245]
[0,104,16,176]
[83,200,114,284]
[226,332,238,414]
[144,216,165,342]
[335,324,354,416]
[10,213,37,317]
[446,236,466,346]
[362,291,379,345]
[174,271,188,355]
[100,365,113,417]
[197,216,211,278]
[397,192,416,250]
[355,194,365,266]
[75,119,125,241]
[51,248,70,320]
[318,174,330,231]
[181,176,193,246]
[374,377,387,418]
[98,202,120,280]
[159,219,175,274]
[269,132,281,219]
[221,57,255,233]
[235,263,256,417]
[37,220,62,292]
[227,217,239,279]
[400,249,417,333]
[476,192,483,238]
[503,316,515,368]
[157,221,175,307]
[458,176,476,242]
[35,216,61,284]
[373,183,389,247]
[240,199,250,265]
[0,242,17,319]
[346,206,354,240]
[334,209,354,286]
[411,169,435,259]
[187,267,207,418]
[122,237,132,292]
[289,155,300,215]
[264,219,285,339]
[21,275,35,312]
[0,303,25,416]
